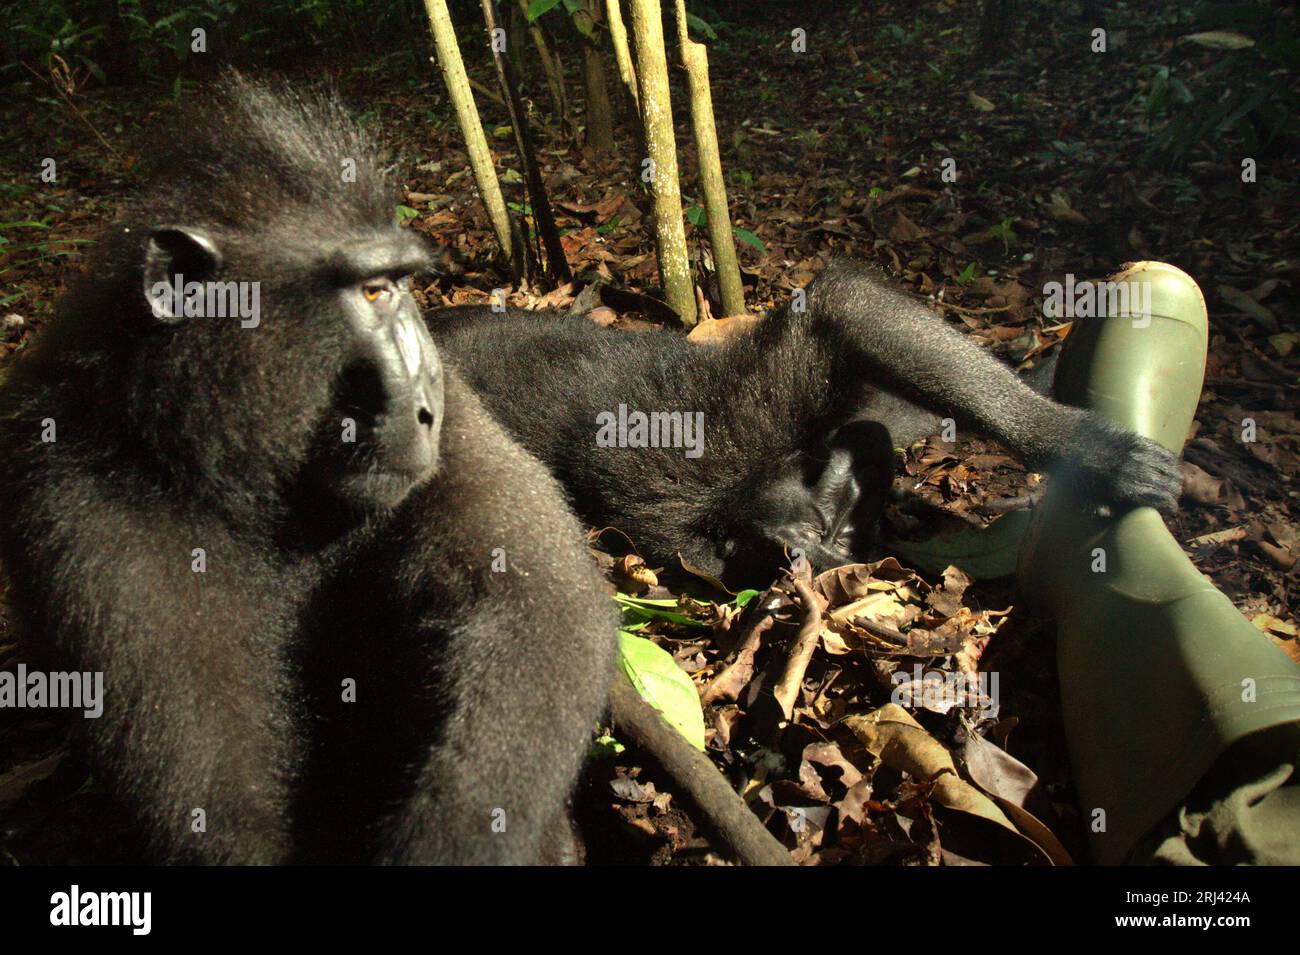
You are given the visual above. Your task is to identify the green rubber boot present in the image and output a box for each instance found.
[1019,261,1300,864]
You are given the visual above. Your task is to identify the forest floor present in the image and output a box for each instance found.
[0,0,1296,864]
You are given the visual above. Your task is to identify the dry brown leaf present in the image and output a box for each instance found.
[842,704,1017,831]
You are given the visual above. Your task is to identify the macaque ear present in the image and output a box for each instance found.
[144,227,223,322]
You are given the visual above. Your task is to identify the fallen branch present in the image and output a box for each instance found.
[608,671,793,866]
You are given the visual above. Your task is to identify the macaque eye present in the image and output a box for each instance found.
[361,279,395,303]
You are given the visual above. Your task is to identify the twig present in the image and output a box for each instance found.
[701,610,774,705]
[467,75,508,110]
[771,577,824,719]
[938,301,1016,317]
[23,58,123,163]
[1190,526,1249,548]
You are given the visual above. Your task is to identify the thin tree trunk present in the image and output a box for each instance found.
[506,0,525,77]
[480,0,572,284]
[673,0,743,317]
[579,0,615,153]
[605,0,639,115]
[516,0,570,135]
[424,0,521,279]
[628,0,696,326]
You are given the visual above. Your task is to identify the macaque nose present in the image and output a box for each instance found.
[412,355,442,436]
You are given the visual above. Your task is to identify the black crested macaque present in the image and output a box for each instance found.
[0,78,617,864]
[429,279,1183,584]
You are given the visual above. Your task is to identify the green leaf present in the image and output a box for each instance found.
[571,9,595,37]
[685,205,705,226]
[734,589,760,608]
[394,205,420,221]
[986,218,1017,254]
[957,262,978,285]
[83,59,107,85]
[614,592,707,627]
[686,13,718,40]
[591,734,626,758]
[153,12,188,30]
[617,631,707,751]
[731,226,766,253]
[1183,31,1255,51]
[527,0,563,22]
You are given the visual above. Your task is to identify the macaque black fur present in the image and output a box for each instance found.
[430,271,1183,584]
[0,78,617,864]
